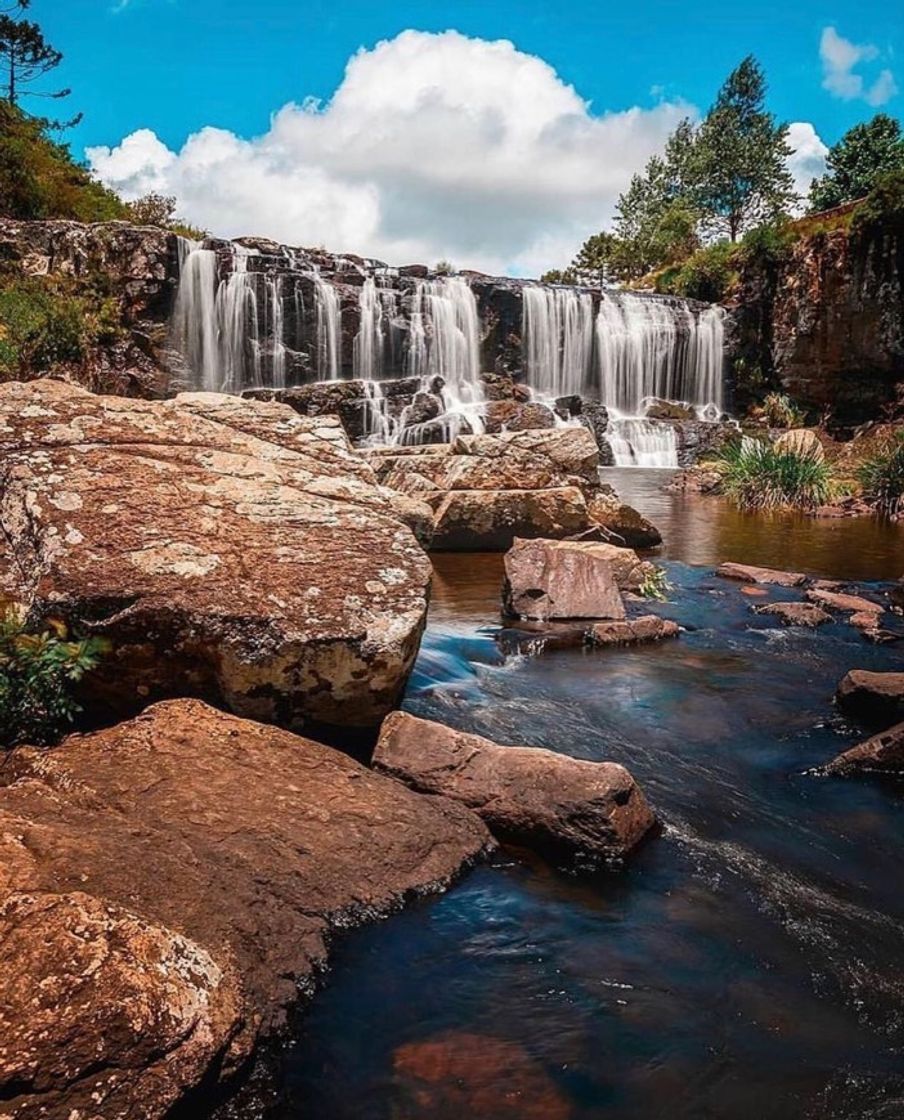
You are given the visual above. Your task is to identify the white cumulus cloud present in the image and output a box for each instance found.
[819,26,898,107]
[88,30,695,276]
[786,121,829,199]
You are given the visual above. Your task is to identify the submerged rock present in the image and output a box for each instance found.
[0,380,430,731]
[753,602,832,627]
[826,721,904,776]
[373,711,656,863]
[502,537,626,621]
[0,700,492,1119]
[585,616,681,646]
[836,670,904,729]
[716,562,807,587]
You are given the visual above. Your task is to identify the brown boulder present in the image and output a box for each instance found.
[482,399,557,433]
[774,428,825,461]
[836,670,904,728]
[452,427,601,488]
[431,487,591,551]
[754,602,832,627]
[373,711,656,862]
[0,380,430,731]
[806,588,884,615]
[0,700,492,1118]
[716,562,807,587]
[586,491,663,548]
[826,721,904,775]
[586,616,681,646]
[502,537,626,621]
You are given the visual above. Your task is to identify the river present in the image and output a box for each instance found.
[266,470,904,1120]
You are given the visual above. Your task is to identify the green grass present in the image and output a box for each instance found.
[715,439,835,511]
[857,431,904,517]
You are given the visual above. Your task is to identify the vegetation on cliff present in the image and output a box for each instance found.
[808,114,904,213]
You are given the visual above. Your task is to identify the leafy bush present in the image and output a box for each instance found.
[655,242,738,302]
[0,101,125,222]
[851,169,904,235]
[0,608,108,747]
[857,430,904,517]
[715,439,834,511]
[124,192,208,240]
[639,566,671,601]
[759,392,805,428]
[738,222,795,267]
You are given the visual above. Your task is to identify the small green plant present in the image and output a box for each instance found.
[639,566,671,601]
[857,431,904,517]
[654,242,738,302]
[760,392,805,428]
[434,259,456,276]
[715,439,835,511]
[0,607,108,748]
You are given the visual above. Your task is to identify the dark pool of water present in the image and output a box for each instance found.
[266,476,904,1120]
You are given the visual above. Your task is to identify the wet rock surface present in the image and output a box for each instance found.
[585,616,681,646]
[716,562,808,587]
[373,711,657,863]
[754,601,832,627]
[836,670,904,729]
[0,379,431,731]
[502,538,631,621]
[0,700,492,1120]
[826,721,904,776]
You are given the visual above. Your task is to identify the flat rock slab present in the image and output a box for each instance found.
[431,486,591,551]
[503,537,626,621]
[826,721,904,776]
[754,602,832,627]
[716,562,807,587]
[0,380,431,731]
[0,699,492,1119]
[586,616,681,646]
[836,670,904,729]
[373,711,656,863]
[806,589,883,615]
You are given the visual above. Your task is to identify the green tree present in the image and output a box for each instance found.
[808,114,904,212]
[692,56,796,241]
[0,14,79,124]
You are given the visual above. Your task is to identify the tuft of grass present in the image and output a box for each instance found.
[715,439,835,511]
[857,431,904,517]
[0,607,108,748]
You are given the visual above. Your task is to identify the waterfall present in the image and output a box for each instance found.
[406,277,481,395]
[522,286,594,399]
[314,275,341,380]
[606,419,679,468]
[172,241,219,392]
[353,277,383,381]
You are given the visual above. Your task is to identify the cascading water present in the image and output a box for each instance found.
[313,275,340,381]
[606,418,679,468]
[522,286,594,399]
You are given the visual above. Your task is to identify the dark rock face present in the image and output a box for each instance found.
[826,720,904,775]
[373,711,657,863]
[836,670,904,729]
[0,379,431,732]
[729,211,904,425]
[502,538,627,621]
[0,699,493,1120]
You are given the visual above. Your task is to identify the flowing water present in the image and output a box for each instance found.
[263,472,904,1120]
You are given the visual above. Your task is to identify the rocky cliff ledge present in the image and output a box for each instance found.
[729,206,904,425]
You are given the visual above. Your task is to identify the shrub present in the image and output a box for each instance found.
[738,222,795,267]
[857,430,904,517]
[760,392,805,428]
[0,608,108,747]
[655,242,738,302]
[639,566,671,601]
[851,169,904,235]
[715,439,834,511]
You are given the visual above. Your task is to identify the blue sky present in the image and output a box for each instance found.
[31,1,904,273]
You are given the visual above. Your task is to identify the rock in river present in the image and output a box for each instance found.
[586,616,681,646]
[0,379,431,732]
[715,562,807,587]
[0,699,492,1119]
[373,711,657,863]
[754,602,832,627]
[502,537,627,621]
[835,670,904,729]
[826,721,904,776]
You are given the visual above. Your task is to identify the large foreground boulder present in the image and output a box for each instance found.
[373,711,656,863]
[0,380,431,731]
[502,537,627,621]
[835,670,904,728]
[0,700,492,1119]
[826,721,904,776]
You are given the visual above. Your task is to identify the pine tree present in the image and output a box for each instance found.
[0,13,76,121]
[808,114,904,212]
[692,56,796,241]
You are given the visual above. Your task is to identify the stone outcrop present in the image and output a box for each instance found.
[836,670,904,728]
[502,538,647,621]
[754,602,832,627]
[373,711,656,863]
[585,616,681,646]
[728,208,904,425]
[826,721,904,776]
[0,379,431,731]
[716,562,807,587]
[0,700,492,1119]
[369,427,661,552]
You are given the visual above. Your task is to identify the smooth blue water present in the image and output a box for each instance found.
[264,479,904,1120]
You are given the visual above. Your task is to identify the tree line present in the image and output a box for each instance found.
[543,57,904,287]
